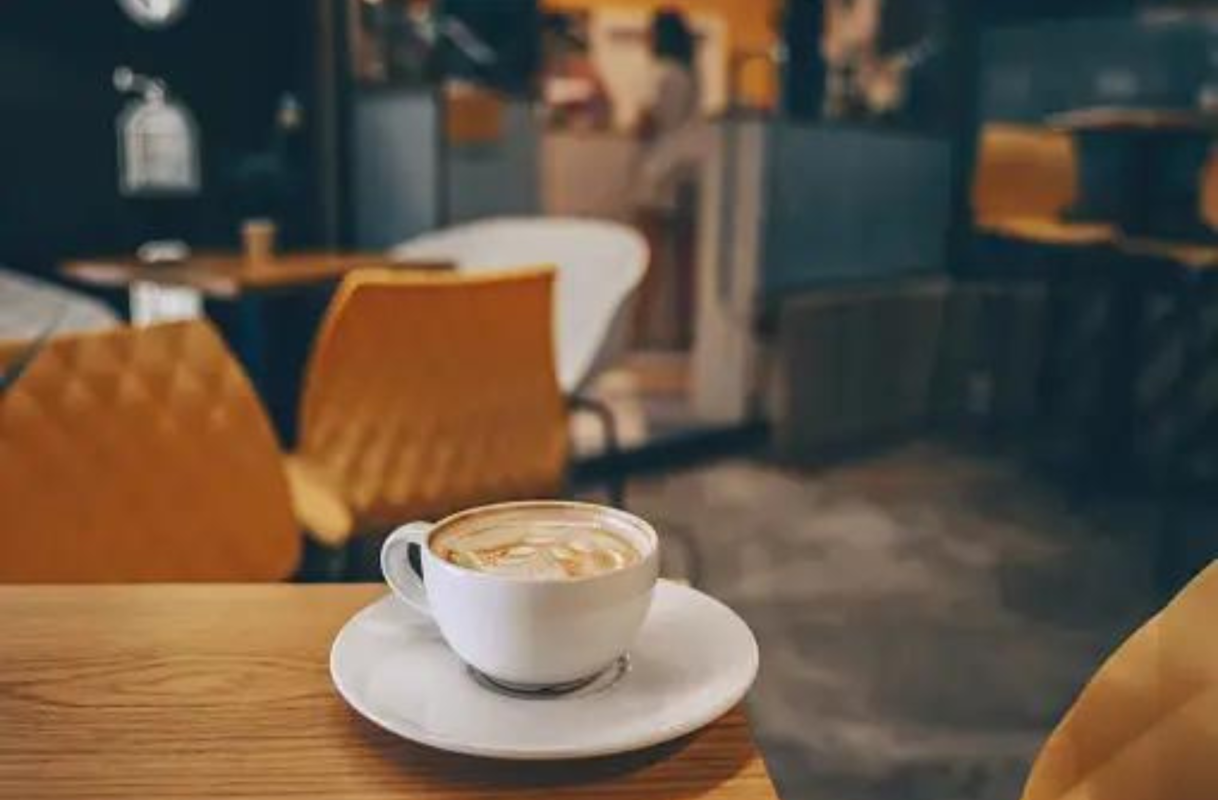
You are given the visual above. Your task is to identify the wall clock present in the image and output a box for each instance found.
[117,0,190,29]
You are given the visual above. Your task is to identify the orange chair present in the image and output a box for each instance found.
[973,123,1115,246]
[1201,152,1218,230]
[1021,562,1218,800]
[0,321,301,582]
[288,267,568,548]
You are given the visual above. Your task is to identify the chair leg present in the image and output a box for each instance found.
[568,394,627,508]
[662,525,703,588]
[295,536,349,583]
[566,395,705,584]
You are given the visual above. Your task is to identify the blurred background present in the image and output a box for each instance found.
[3,0,1218,798]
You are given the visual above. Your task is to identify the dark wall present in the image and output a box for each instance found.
[0,0,323,276]
[443,0,541,95]
[982,13,1216,122]
[779,0,825,119]
[979,0,1135,24]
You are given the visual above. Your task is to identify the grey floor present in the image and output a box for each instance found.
[623,442,1162,800]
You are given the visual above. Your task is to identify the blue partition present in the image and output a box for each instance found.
[352,91,540,249]
[761,123,953,296]
[352,90,439,249]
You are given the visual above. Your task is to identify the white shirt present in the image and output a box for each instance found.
[650,59,699,136]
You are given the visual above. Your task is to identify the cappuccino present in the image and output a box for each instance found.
[382,501,659,686]
[432,523,640,580]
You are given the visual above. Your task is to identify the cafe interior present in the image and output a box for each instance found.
[3,0,1218,798]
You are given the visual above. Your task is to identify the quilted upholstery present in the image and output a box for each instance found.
[295,267,568,531]
[0,321,300,582]
[1021,562,1218,800]
[973,124,1079,226]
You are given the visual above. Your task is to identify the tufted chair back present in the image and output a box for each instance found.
[0,321,300,582]
[295,267,568,529]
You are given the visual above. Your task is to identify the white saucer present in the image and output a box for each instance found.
[329,580,759,760]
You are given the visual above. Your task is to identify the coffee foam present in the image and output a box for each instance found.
[432,522,640,580]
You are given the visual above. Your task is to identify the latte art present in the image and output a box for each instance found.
[432,524,640,579]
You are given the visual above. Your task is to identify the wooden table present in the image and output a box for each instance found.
[0,585,778,800]
[61,251,451,299]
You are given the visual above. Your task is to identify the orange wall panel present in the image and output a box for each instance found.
[544,0,781,106]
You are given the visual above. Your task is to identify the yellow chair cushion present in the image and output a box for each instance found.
[0,321,300,582]
[974,124,1079,226]
[283,453,353,548]
[978,218,1116,247]
[1022,562,1218,800]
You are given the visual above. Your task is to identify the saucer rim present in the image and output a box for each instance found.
[329,579,760,760]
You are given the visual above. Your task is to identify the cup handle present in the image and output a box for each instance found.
[381,522,434,616]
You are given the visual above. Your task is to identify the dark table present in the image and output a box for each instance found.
[1049,107,1218,243]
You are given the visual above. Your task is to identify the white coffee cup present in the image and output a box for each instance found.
[380,500,660,688]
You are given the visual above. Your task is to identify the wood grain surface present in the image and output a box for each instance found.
[61,252,453,298]
[0,585,777,800]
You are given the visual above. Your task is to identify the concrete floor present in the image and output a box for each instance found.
[624,442,1163,800]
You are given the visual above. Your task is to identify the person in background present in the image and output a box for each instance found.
[633,8,705,349]
[636,9,699,143]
